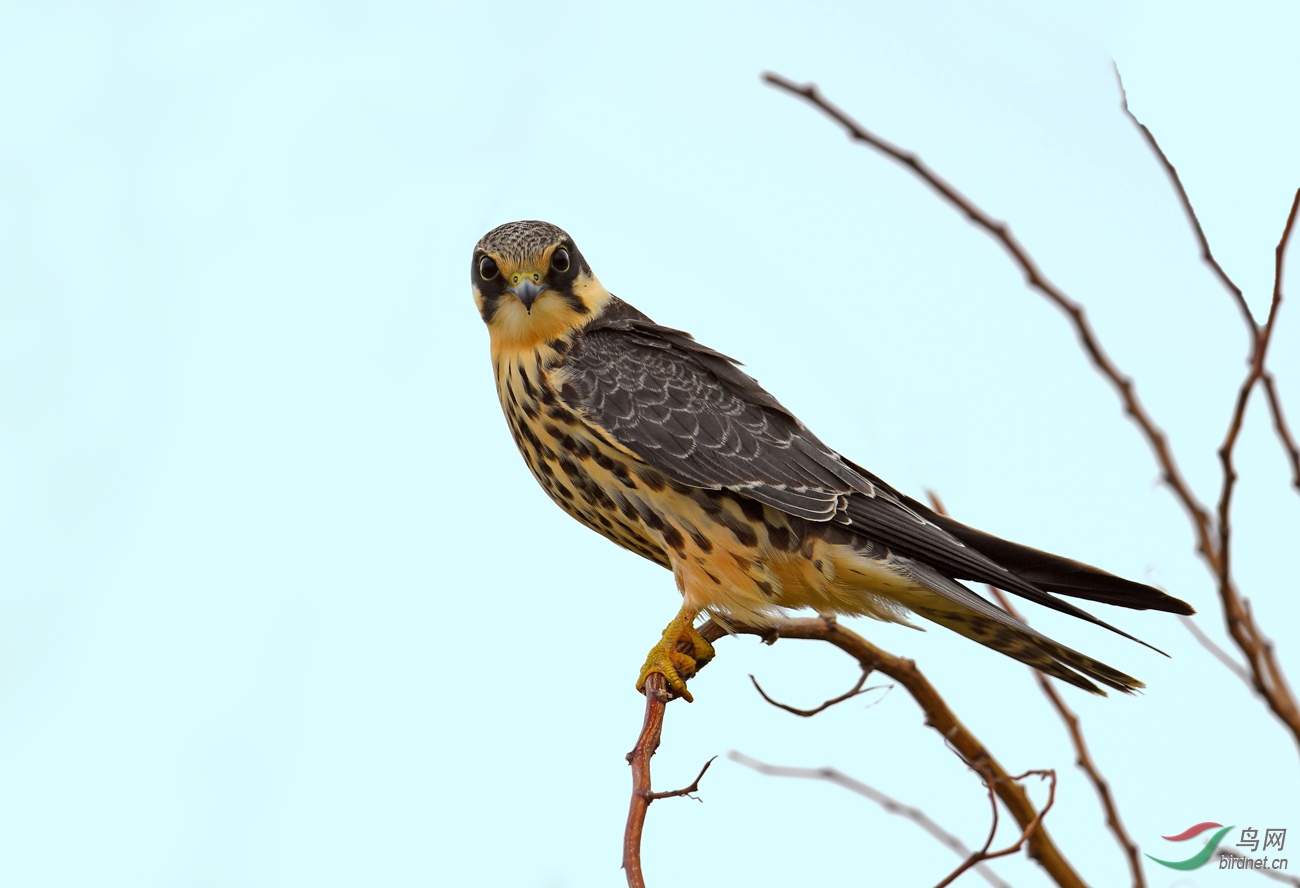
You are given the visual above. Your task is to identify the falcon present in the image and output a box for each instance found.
[471,220,1193,701]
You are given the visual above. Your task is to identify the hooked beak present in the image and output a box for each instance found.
[508,279,543,313]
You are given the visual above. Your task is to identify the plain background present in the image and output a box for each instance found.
[2,1,1297,885]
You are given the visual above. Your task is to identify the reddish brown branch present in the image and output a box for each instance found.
[1019,658,1145,887]
[761,70,1214,572]
[624,656,719,886]
[1119,65,1300,496]
[1115,67,1254,336]
[729,751,1013,888]
[1212,188,1300,745]
[1262,373,1300,492]
[936,761,1004,888]
[1124,53,1300,501]
[1119,65,1300,729]
[936,769,1057,888]
[648,756,716,801]
[1215,187,1297,586]
[926,492,1148,887]
[762,70,1300,753]
[623,673,669,888]
[702,617,1088,888]
[748,668,884,716]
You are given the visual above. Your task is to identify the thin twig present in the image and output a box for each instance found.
[1115,66,1254,336]
[1262,373,1300,492]
[761,70,1214,579]
[1212,188,1300,742]
[762,69,1300,753]
[936,760,1003,888]
[1020,669,1144,888]
[1119,66,1300,729]
[647,756,717,801]
[1122,63,1300,496]
[702,617,1088,888]
[936,770,1057,888]
[728,751,1013,888]
[1000,583,1146,888]
[924,492,1148,888]
[1179,614,1252,688]
[748,668,886,717]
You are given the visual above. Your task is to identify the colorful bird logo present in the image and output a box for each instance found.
[1146,822,1234,870]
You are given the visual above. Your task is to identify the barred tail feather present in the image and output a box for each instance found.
[908,603,1141,695]
[898,561,1143,695]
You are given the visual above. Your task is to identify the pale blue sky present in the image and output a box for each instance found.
[1,1,1297,886]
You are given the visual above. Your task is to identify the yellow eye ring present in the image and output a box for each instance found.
[479,256,499,281]
[551,248,570,273]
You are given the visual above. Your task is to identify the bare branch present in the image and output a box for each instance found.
[1262,373,1300,492]
[998,584,1145,888]
[1213,187,1300,742]
[1115,66,1254,336]
[926,492,1147,888]
[761,69,1214,580]
[1022,669,1144,887]
[647,756,717,802]
[728,751,1013,888]
[762,69,1300,753]
[1118,64,1300,740]
[936,760,1004,888]
[936,770,1057,888]
[1117,65,1300,494]
[1180,614,1253,687]
[623,673,669,888]
[624,664,717,887]
[702,617,1088,888]
[748,669,887,717]
[1118,68,1300,494]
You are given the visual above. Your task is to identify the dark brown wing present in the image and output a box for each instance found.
[557,303,872,522]
[559,299,1192,631]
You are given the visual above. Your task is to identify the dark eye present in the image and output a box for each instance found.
[550,248,570,273]
[479,256,499,281]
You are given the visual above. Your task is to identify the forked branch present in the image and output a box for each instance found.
[1117,69,1300,495]
[703,617,1088,888]
[760,70,1213,558]
[623,673,718,888]
[936,768,1057,888]
[926,492,1148,888]
[748,668,886,716]
[729,751,1013,888]
[762,69,1300,754]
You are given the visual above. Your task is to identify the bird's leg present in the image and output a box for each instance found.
[636,607,715,703]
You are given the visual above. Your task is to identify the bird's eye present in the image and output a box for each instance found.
[479,256,499,281]
[551,248,571,273]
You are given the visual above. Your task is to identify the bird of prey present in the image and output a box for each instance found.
[471,219,1193,701]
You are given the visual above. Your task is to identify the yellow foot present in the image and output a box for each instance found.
[636,612,715,702]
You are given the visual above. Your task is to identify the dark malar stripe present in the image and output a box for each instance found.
[560,291,589,315]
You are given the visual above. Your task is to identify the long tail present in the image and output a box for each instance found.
[896,560,1142,695]
[901,493,1194,615]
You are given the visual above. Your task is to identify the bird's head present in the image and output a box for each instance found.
[472,220,611,351]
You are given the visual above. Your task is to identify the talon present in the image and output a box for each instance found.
[679,621,715,668]
[636,610,714,702]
